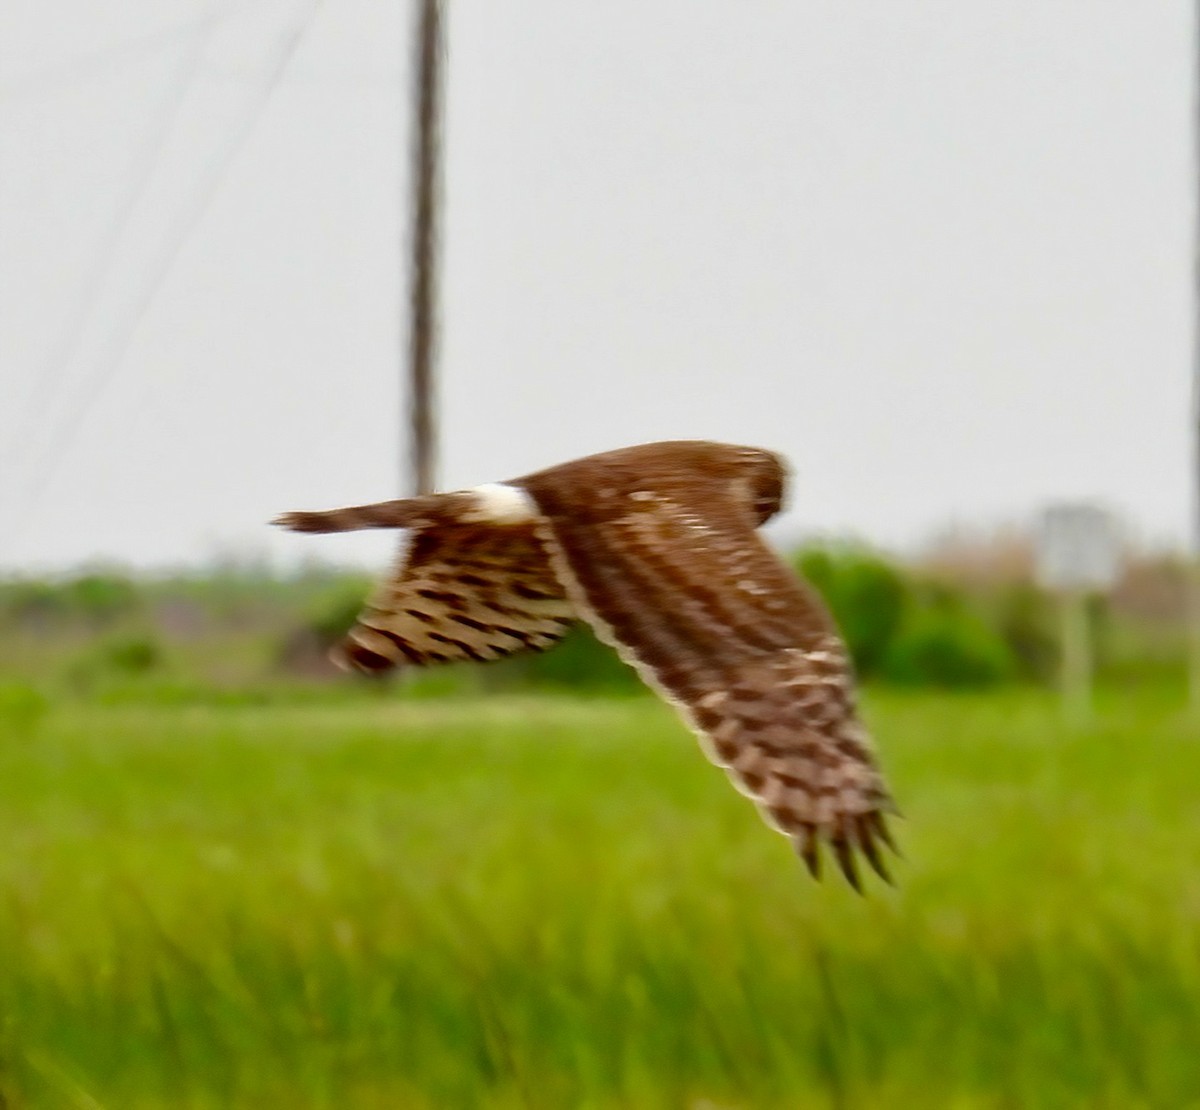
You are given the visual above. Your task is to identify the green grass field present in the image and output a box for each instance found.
[0,688,1197,1108]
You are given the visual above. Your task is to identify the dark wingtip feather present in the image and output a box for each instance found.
[856,816,894,885]
[869,810,901,858]
[832,837,863,894]
[331,640,395,677]
[796,815,903,890]
[797,828,822,880]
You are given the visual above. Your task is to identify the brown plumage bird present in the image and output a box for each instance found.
[275,440,896,888]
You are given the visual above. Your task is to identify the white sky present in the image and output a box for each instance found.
[0,1,1193,572]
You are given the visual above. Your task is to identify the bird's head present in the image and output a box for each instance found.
[733,446,788,525]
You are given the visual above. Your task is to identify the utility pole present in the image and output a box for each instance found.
[406,0,443,496]
[1191,1,1200,718]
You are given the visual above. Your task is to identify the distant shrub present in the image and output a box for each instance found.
[306,587,365,649]
[0,572,140,630]
[0,682,49,738]
[277,583,366,676]
[0,581,68,627]
[68,633,164,694]
[102,634,162,675]
[511,626,641,693]
[63,573,140,627]
[995,583,1057,681]
[882,594,1017,688]
[795,545,908,678]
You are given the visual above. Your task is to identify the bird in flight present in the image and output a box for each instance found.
[275,440,896,888]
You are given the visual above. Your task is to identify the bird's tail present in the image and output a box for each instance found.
[272,495,447,534]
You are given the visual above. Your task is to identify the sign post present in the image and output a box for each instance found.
[1035,504,1120,728]
[1059,585,1091,728]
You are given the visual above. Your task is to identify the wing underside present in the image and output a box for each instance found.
[338,522,577,673]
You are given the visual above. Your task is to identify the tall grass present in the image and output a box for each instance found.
[0,690,1196,1107]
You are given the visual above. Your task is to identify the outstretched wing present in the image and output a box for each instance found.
[519,475,896,888]
[276,498,576,673]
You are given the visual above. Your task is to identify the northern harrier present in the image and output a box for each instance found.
[275,441,896,887]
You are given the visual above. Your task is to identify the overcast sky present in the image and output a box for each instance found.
[0,1,1193,572]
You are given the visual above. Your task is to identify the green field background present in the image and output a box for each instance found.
[0,688,1196,1107]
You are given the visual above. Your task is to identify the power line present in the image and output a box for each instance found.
[1,27,212,479]
[0,0,274,104]
[3,0,325,558]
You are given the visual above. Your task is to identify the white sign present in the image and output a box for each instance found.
[1035,503,1121,592]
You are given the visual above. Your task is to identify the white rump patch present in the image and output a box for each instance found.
[466,483,538,524]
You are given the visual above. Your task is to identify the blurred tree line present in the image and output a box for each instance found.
[0,542,1188,704]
